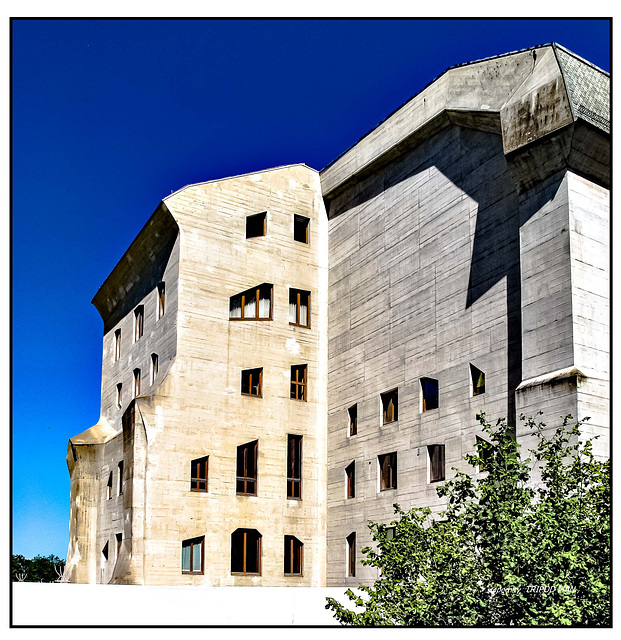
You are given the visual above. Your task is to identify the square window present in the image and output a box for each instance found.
[236,440,258,496]
[290,364,307,401]
[246,212,267,238]
[287,434,302,499]
[293,214,310,244]
[421,378,439,412]
[381,389,398,424]
[428,444,445,483]
[229,284,273,320]
[348,404,357,436]
[134,306,144,342]
[182,536,204,574]
[284,535,303,575]
[231,528,262,575]
[378,452,397,491]
[471,364,485,396]
[345,461,355,499]
[241,368,263,397]
[191,455,209,492]
[289,288,311,328]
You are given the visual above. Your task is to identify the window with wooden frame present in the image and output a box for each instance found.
[114,329,121,363]
[150,353,159,385]
[236,440,258,496]
[117,461,124,496]
[428,444,445,483]
[421,377,439,412]
[381,389,398,424]
[470,364,485,396]
[476,437,492,472]
[284,536,303,576]
[157,282,165,320]
[346,532,356,577]
[229,283,273,320]
[133,305,144,342]
[246,211,267,238]
[348,404,357,436]
[345,461,355,499]
[115,533,122,560]
[378,452,397,491]
[287,434,302,499]
[290,364,307,401]
[241,368,263,398]
[231,528,262,575]
[106,471,113,500]
[116,383,123,409]
[191,455,209,492]
[133,368,141,399]
[293,214,310,244]
[289,288,311,328]
[182,536,204,574]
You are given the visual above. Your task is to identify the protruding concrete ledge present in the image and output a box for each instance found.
[516,366,586,391]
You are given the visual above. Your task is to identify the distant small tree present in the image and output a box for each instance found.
[11,554,65,583]
[326,414,610,626]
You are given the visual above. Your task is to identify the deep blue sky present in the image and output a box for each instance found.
[12,19,610,559]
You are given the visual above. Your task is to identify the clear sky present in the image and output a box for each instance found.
[11,18,610,559]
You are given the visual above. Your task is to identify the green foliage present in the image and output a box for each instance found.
[11,554,65,582]
[326,414,610,626]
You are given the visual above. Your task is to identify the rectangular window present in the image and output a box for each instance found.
[287,434,302,499]
[114,329,121,363]
[428,444,445,483]
[151,353,159,385]
[471,364,485,396]
[348,404,357,436]
[284,536,303,576]
[241,368,263,398]
[379,452,397,491]
[231,528,262,575]
[476,437,492,472]
[421,378,439,412]
[115,533,122,559]
[386,526,396,540]
[133,369,141,399]
[134,305,144,342]
[345,461,355,499]
[381,389,398,424]
[191,455,209,492]
[347,533,356,577]
[116,383,123,409]
[289,288,311,328]
[117,461,124,496]
[246,211,267,238]
[229,284,273,320]
[293,214,310,244]
[106,471,113,500]
[236,440,258,496]
[182,536,204,574]
[290,364,307,401]
[157,282,166,320]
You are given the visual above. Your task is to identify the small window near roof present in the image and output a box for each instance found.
[241,368,263,397]
[157,282,166,320]
[421,378,439,412]
[246,212,267,238]
[134,306,144,342]
[284,536,303,576]
[114,329,121,363]
[289,289,310,328]
[293,214,310,244]
[348,404,357,437]
[381,389,398,424]
[470,364,485,396]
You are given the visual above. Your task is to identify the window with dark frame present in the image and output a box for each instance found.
[182,536,204,574]
[157,282,166,320]
[290,364,307,401]
[133,369,141,399]
[134,305,144,342]
[476,437,492,472]
[116,383,122,409]
[348,404,357,436]
[117,461,124,496]
[241,368,263,397]
[287,434,302,499]
[386,526,396,540]
[229,284,273,320]
[471,364,485,396]
[191,455,209,492]
[284,535,303,576]
[428,444,445,483]
[246,211,267,238]
[345,461,355,499]
[293,214,310,244]
[289,288,311,328]
[379,452,397,491]
[151,353,159,385]
[421,377,439,412]
[231,528,262,575]
[236,440,258,495]
[115,533,122,559]
[106,471,113,500]
[346,532,356,577]
[114,329,121,362]
[381,389,398,424]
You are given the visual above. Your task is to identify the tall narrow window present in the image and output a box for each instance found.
[133,369,141,399]
[471,364,485,396]
[476,437,492,472]
[290,364,307,401]
[102,541,109,562]
[106,471,113,500]
[289,289,310,328]
[346,533,356,577]
[134,305,144,342]
[182,536,204,574]
[150,354,159,385]
[421,378,439,412]
[114,329,121,363]
[379,452,397,491]
[246,211,267,238]
[115,533,122,560]
[157,282,166,320]
[293,214,310,244]
[231,528,262,575]
[284,536,303,576]
[287,434,302,499]
[241,368,263,398]
[236,440,258,496]
[381,389,398,424]
[386,526,396,540]
[117,461,124,496]
[428,444,445,483]
[345,461,356,499]
[348,404,358,436]
[191,455,209,492]
[229,284,273,320]
[116,383,123,409]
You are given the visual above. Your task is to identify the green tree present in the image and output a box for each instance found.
[11,554,65,582]
[326,414,610,626]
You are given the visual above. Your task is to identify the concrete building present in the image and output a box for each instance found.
[65,43,609,587]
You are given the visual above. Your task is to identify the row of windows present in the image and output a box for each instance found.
[114,354,159,409]
[347,365,486,437]
[245,211,310,246]
[241,365,308,401]
[229,284,311,328]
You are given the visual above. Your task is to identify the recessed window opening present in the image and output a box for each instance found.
[386,526,396,540]
[293,214,310,244]
[290,364,307,401]
[289,288,311,328]
[381,389,398,424]
[151,354,159,385]
[134,306,144,342]
[231,528,262,575]
[114,329,121,363]
[157,282,166,319]
[191,456,209,492]
[116,383,123,409]
[117,461,124,496]
[241,368,263,397]
[284,536,303,576]
[133,369,141,399]
[102,541,109,562]
[345,461,355,499]
[287,434,302,499]
[476,437,492,472]
[106,471,113,500]
[246,211,267,239]
[348,404,357,436]
[428,444,445,483]
[471,364,485,396]
[421,378,439,412]
[115,533,122,559]
[379,452,397,491]
[346,532,356,577]
[229,284,273,320]
[236,440,258,496]
[182,536,204,574]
